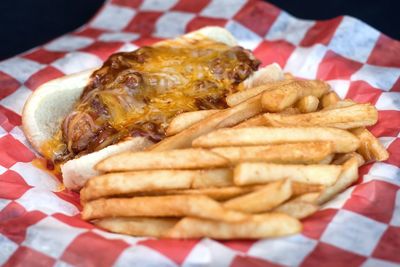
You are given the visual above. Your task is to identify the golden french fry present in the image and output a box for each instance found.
[292,192,321,203]
[234,108,300,128]
[190,169,233,188]
[261,80,329,112]
[163,213,301,239]
[243,63,284,89]
[280,107,300,115]
[210,142,334,164]
[350,127,389,162]
[332,152,365,166]
[81,170,193,202]
[192,127,360,153]
[234,114,266,128]
[273,192,320,218]
[150,96,263,151]
[322,99,356,110]
[111,186,260,201]
[166,110,219,136]
[321,91,340,109]
[223,180,292,213]
[226,80,292,107]
[274,201,319,219]
[82,195,249,222]
[262,86,298,112]
[234,162,341,186]
[162,186,259,201]
[316,157,359,204]
[320,90,387,162]
[284,73,295,80]
[292,182,324,197]
[95,217,178,237]
[296,95,319,113]
[118,183,322,203]
[319,154,334,164]
[263,104,378,129]
[96,148,229,172]
[81,168,233,202]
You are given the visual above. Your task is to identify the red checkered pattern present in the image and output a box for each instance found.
[0,0,399,266]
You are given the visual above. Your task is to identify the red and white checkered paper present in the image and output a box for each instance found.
[1,0,399,266]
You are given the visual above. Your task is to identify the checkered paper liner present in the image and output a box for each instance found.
[0,0,399,266]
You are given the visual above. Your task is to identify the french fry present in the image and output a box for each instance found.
[296,95,319,113]
[82,195,249,222]
[272,192,321,218]
[322,99,356,110]
[223,180,292,213]
[320,91,340,109]
[316,157,359,204]
[350,127,389,161]
[192,127,360,153]
[292,192,321,203]
[190,169,233,188]
[96,148,229,172]
[243,63,284,89]
[95,217,178,237]
[166,110,219,136]
[234,163,341,186]
[262,86,298,112]
[117,183,322,202]
[234,114,266,128]
[81,171,192,202]
[319,154,334,164]
[281,107,300,115]
[210,142,334,164]
[332,152,365,167]
[321,96,386,161]
[162,186,259,201]
[261,80,329,112]
[234,108,299,128]
[291,182,324,197]
[226,80,293,106]
[81,168,233,202]
[274,201,319,219]
[150,96,263,151]
[262,104,378,129]
[284,73,295,80]
[164,213,301,239]
[112,186,260,201]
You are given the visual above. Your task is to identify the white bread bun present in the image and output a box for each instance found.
[243,63,283,89]
[22,27,239,190]
[22,69,94,153]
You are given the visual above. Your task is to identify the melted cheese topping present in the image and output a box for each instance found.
[42,39,259,163]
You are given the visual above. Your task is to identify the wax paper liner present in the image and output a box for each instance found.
[0,0,399,266]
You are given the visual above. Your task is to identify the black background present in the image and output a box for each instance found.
[0,0,399,60]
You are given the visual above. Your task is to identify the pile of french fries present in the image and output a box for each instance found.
[80,74,388,239]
